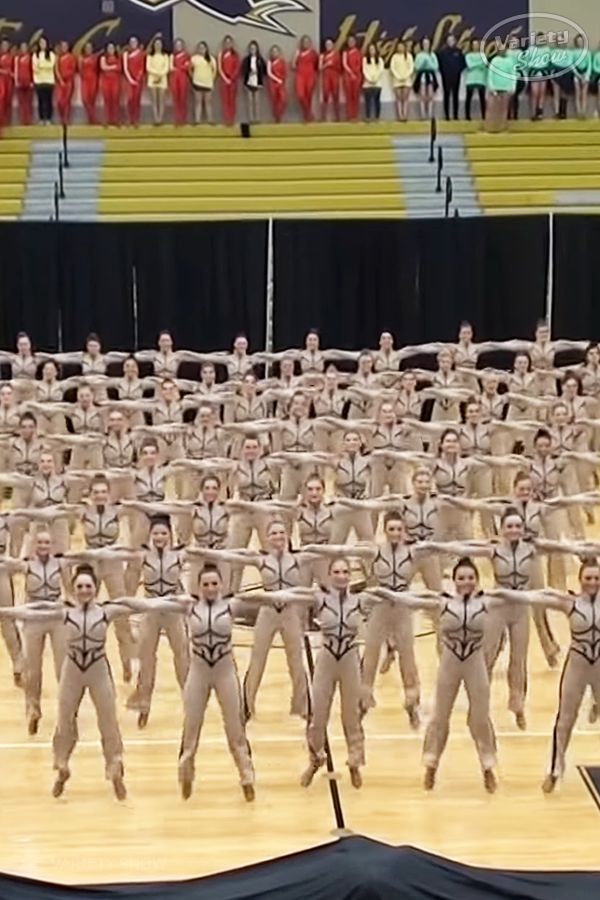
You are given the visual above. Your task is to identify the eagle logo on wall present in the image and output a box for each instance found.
[124,0,310,36]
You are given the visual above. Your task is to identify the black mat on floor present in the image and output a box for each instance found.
[0,836,599,900]
[579,766,600,813]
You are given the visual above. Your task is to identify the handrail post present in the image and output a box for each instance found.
[428,117,437,162]
[445,176,453,217]
[53,182,60,221]
[436,146,443,193]
[62,123,69,168]
[58,152,65,199]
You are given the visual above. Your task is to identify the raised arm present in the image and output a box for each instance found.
[10,503,82,523]
[544,491,600,509]
[0,605,65,623]
[471,453,530,469]
[397,342,450,360]
[322,349,362,362]
[440,495,511,515]
[421,539,495,559]
[332,495,404,512]
[420,387,473,403]
[533,538,600,557]
[64,546,143,564]
[105,595,193,619]
[239,587,317,605]
[366,586,440,611]
[168,457,236,473]
[184,546,262,567]
[268,450,338,468]
[300,542,377,561]
[120,499,194,517]
[487,587,572,613]
[371,449,434,466]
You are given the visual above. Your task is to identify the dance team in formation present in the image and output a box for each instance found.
[0,324,600,802]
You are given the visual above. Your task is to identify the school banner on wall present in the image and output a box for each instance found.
[320,0,530,62]
[0,0,174,51]
[0,0,318,55]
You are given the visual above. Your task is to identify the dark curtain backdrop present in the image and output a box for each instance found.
[0,223,60,351]
[553,215,600,339]
[0,217,555,359]
[273,217,548,349]
[131,222,267,352]
[57,223,135,350]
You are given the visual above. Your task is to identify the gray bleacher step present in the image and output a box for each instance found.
[23,198,98,213]
[29,158,104,170]
[28,171,103,185]
[405,207,482,218]
[31,140,105,152]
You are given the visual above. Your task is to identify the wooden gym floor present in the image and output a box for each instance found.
[0,551,599,882]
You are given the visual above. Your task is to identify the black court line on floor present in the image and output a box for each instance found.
[578,766,600,814]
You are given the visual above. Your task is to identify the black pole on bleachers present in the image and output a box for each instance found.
[428,117,437,162]
[58,153,65,199]
[62,124,69,168]
[445,176,453,217]
[53,182,60,222]
[436,146,443,193]
[454,207,460,218]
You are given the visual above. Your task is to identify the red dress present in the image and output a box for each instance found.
[14,52,33,125]
[218,49,240,126]
[123,48,145,125]
[55,52,77,125]
[79,53,99,124]
[294,48,318,122]
[267,57,287,123]
[0,50,14,126]
[99,52,121,126]
[342,47,363,120]
[320,49,341,117]
[170,50,191,125]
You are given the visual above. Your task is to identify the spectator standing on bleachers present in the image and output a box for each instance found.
[507,43,526,120]
[413,37,439,119]
[362,44,385,122]
[55,41,77,126]
[32,37,56,126]
[79,42,99,125]
[319,38,341,121]
[122,36,146,127]
[390,41,415,122]
[99,41,122,127]
[464,39,487,120]
[436,34,465,120]
[592,42,600,117]
[170,39,191,127]
[550,41,573,120]
[146,37,170,125]
[526,34,550,121]
[293,35,318,123]
[485,43,516,133]
[342,35,363,121]
[14,42,34,126]
[267,45,287,123]
[573,34,592,119]
[218,35,241,127]
[0,39,14,126]
[191,41,217,124]
[242,41,267,124]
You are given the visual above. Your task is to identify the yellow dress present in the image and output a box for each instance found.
[146,52,170,90]
[390,52,415,89]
